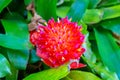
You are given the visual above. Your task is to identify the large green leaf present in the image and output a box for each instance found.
[6,65,18,80]
[83,34,97,63]
[101,18,120,35]
[57,6,70,18]
[88,0,101,8]
[99,0,120,7]
[23,64,70,80]
[7,49,29,70]
[82,4,120,24]
[82,34,118,80]
[66,70,101,80]
[102,5,120,20]
[82,9,103,24]
[29,49,40,63]
[57,5,120,24]
[82,56,119,80]
[0,54,11,78]
[24,0,32,5]
[78,20,88,34]
[0,19,32,50]
[61,77,72,80]
[94,28,120,79]
[35,0,57,21]
[0,0,12,13]
[67,0,89,22]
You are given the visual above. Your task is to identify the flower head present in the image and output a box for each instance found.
[30,17,85,69]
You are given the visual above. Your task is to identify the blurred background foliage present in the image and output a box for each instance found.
[0,0,120,80]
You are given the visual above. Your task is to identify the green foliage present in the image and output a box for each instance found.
[0,18,32,50]
[0,0,12,13]
[62,70,101,80]
[7,49,29,70]
[5,65,18,80]
[0,54,11,78]
[102,5,120,20]
[0,0,120,80]
[82,9,103,24]
[88,0,101,8]
[24,0,32,5]
[67,0,89,22]
[23,64,70,80]
[101,18,120,35]
[34,0,57,21]
[94,28,120,78]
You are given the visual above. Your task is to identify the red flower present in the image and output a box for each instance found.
[30,17,85,69]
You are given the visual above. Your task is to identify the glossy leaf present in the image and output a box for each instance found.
[79,5,120,24]
[101,18,120,35]
[102,5,120,20]
[82,4,120,24]
[67,70,101,80]
[58,4,120,24]
[6,65,18,80]
[99,0,120,7]
[82,34,118,80]
[82,9,103,24]
[29,49,40,63]
[24,64,70,80]
[0,54,11,78]
[35,0,57,21]
[7,49,29,70]
[0,0,12,13]
[67,0,89,22]
[61,77,72,80]
[0,19,33,50]
[57,6,70,18]
[88,0,101,8]
[82,56,119,80]
[78,20,88,34]
[94,28,120,79]
[24,0,32,5]
[83,34,97,63]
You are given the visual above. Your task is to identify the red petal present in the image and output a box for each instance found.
[70,62,86,69]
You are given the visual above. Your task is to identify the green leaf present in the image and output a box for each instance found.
[7,49,29,70]
[29,49,40,63]
[82,34,118,80]
[101,18,120,35]
[0,0,12,13]
[82,56,119,80]
[102,5,120,20]
[82,9,103,24]
[67,70,101,80]
[0,19,33,50]
[23,64,70,80]
[80,5,120,24]
[78,20,88,34]
[99,0,120,7]
[88,0,101,8]
[67,0,89,22]
[0,54,11,78]
[94,28,120,79]
[24,0,32,5]
[6,65,18,80]
[61,77,72,80]
[83,33,97,63]
[57,6,70,18]
[35,0,57,21]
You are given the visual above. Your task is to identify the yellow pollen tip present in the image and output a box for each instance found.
[44,22,47,26]
[69,18,72,21]
[57,18,60,22]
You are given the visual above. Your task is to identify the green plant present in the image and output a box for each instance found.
[0,0,120,80]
